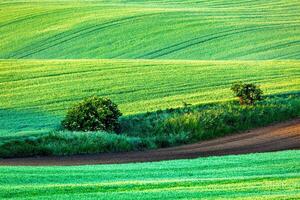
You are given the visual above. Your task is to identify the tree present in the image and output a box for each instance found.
[62,96,122,132]
[231,82,263,105]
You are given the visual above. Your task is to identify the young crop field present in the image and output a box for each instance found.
[0,0,300,199]
[1,0,300,138]
[0,0,299,59]
[1,59,299,138]
[0,150,300,199]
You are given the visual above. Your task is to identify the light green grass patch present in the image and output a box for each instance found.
[1,59,299,137]
[0,150,299,199]
[0,0,299,59]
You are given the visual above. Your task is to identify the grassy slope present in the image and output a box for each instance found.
[1,59,299,137]
[0,0,300,59]
[0,150,299,199]
[1,0,299,136]
[0,1,299,198]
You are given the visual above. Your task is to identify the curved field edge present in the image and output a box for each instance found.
[0,0,299,59]
[0,95,299,158]
[0,150,299,199]
[1,59,299,137]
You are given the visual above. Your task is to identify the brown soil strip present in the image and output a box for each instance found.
[0,119,299,166]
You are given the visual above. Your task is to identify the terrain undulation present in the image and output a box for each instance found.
[0,0,300,199]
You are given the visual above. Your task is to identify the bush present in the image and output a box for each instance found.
[231,82,263,105]
[61,96,122,132]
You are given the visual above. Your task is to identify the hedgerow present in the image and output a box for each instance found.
[0,95,299,158]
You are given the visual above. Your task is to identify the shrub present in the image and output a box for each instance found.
[61,96,122,132]
[231,82,263,105]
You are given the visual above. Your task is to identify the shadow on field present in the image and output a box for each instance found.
[264,91,300,98]
[0,109,59,141]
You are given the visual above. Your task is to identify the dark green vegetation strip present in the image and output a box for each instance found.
[0,95,298,158]
[0,150,299,199]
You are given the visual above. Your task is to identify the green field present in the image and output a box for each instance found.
[1,0,300,198]
[1,59,299,137]
[1,0,300,138]
[0,0,300,59]
[0,150,300,199]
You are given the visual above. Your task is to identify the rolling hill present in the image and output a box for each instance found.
[0,0,299,59]
[1,1,300,199]
[1,0,300,137]
[1,59,299,137]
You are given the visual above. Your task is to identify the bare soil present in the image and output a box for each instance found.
[0,119,299,166]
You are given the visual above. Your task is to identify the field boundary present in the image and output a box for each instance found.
[0,118,299,166]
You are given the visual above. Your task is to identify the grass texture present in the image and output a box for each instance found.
[1,0,299,137]
[1,59,299,137]
[0,0,300,59]
[0,150,299,199]
[0,1,299,198]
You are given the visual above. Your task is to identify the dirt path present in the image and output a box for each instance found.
[0,119,299,166]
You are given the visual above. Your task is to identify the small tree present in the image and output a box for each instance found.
[62,96,122,132]
[231,82,263,105]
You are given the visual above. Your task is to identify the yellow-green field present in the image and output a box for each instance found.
[1,1,300,199]
[1,0,299,137]
[0,0,299,59]
[1,59,299,137]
